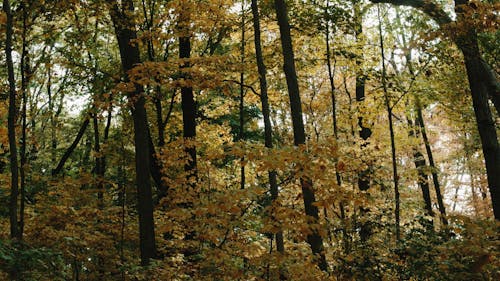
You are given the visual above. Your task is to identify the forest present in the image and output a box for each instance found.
[0,0,499,280]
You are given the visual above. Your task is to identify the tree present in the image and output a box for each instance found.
[251,0,285,255]
[3,0,19,241]
[109,0,156,265]
[274,0,328,271]
[179,6,197,184]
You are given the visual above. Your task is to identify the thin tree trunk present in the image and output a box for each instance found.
[92,114,104,204]
[19,3,30,239]
[464,134,480,215]
[274,0,327,271]
[47,64,58,165]
[377,5,400,241]
[4,0,20,241]
[354,2,372,191]
[52,117,90,176]
[415,101,448,225]
[353,2,374,244]
[408,118,434,218]
[110,0,156,265]
[239,1,246,190]
[325,0,349,254]
[251,0,285,256]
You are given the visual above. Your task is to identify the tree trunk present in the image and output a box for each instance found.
[454,1,500,220]
[458,41,500,220]
[4,0,20,241]
[325,0,350,254]
[52,117,90,176]
[354,2,372,192]
[239,2,246,190]
[19,4,31,238]
[415,102,448,225]
[179,35,197,182]
[109,0,156,265]
[353,2,374,244]
[274,0,327,271]
[377,5,400,241]
[92,114,104,204]
[251,0,285,255]
[408,118,434,218]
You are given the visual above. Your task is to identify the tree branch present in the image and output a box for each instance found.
[223,79,260,97]
[370,0,452,25]
[52,115,90,176]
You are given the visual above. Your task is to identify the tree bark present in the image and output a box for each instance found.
[109,0,156,265]
[274,0,327,271]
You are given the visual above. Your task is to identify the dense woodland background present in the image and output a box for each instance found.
[0,0,499,280]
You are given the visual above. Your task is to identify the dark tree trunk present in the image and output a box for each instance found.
[239,3,246,190]
[408,118,434,218]
[251,0,285,255]
[454,1,500,220]
[415,103,448,225]
[110,0,156,265]
[52,117,90,176]
[179,35,197,182]
[354,3,372,192]
[4,0,20,241]
[147,130,168,200]
[93,114,104,204]
[325,0,349,254]
[414,151,434,218]
[458,42,500,220]
[19,4,31,238]
[274,0,327,271]
[377,5,400,241]
[353,2,374,245]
